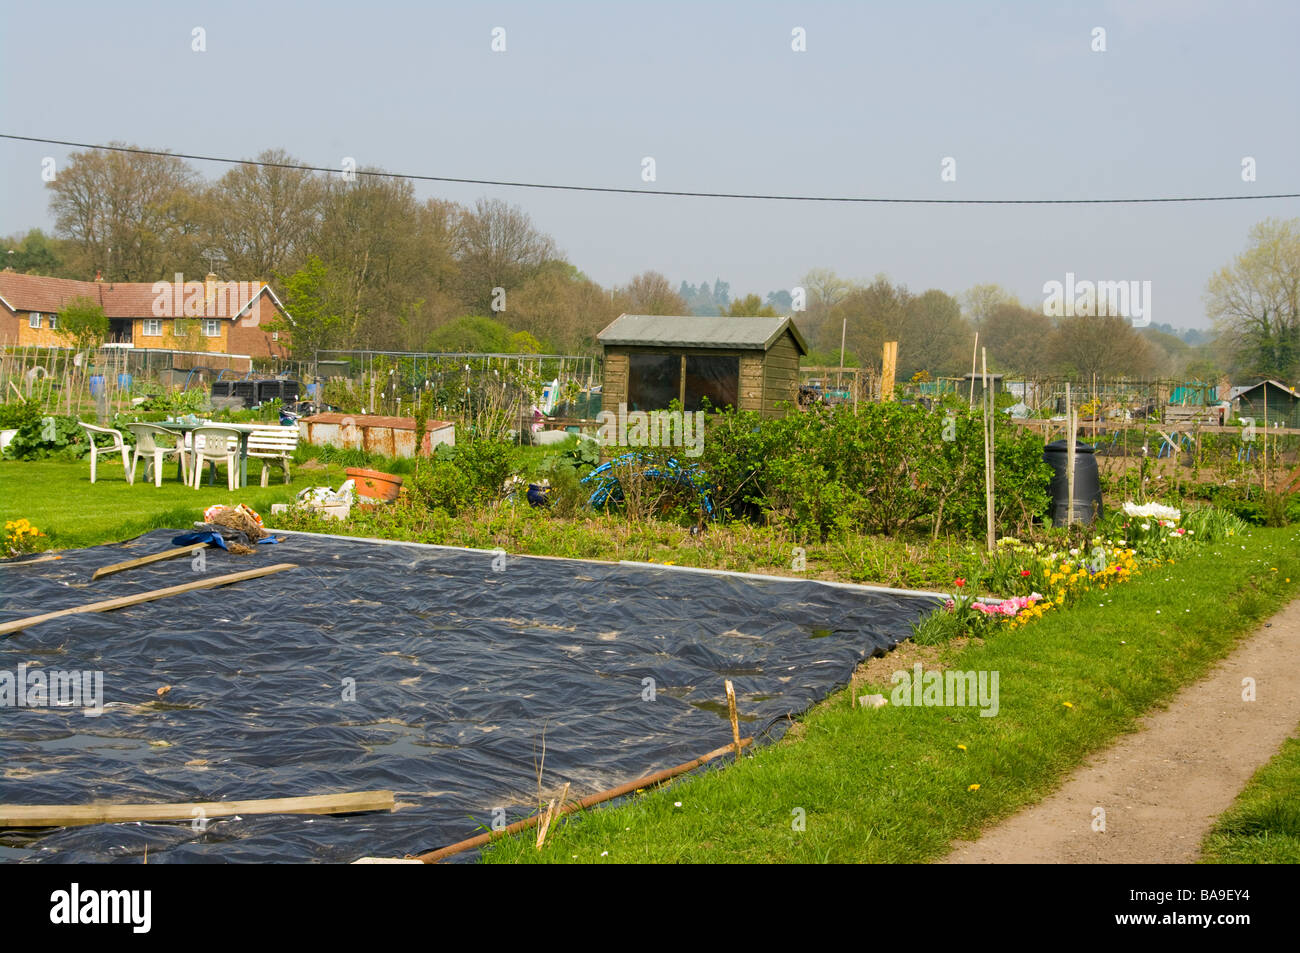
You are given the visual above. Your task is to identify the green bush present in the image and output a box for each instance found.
[2,410,88,461]
[699,404,1051,540]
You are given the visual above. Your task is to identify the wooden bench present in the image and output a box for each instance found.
[247,426,299,486]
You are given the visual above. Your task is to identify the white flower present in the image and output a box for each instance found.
[1123,501,1181,522]
[1141,524,1150,531]
[674,801,682,808]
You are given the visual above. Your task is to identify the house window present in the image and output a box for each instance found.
[627,353,681,411]
[143,318,163,337]
[29,313,41,328]
[47,314,57,330]
[202,319,220,337]
[684,355,739,412]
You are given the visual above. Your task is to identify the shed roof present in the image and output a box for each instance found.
[1235,380,1299,401]
[597,314,808,355]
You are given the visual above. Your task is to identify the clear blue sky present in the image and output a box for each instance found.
[2,0,1297,328]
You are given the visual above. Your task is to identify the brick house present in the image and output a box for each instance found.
[0,272,292,358]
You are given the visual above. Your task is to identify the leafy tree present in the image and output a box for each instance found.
[724,293,777,317]
[426,315,514,353]
[55,296,109,354]
[961,283,1018,330]
[2,229,66,275]
[1206,217,1300,381]
[274,255,344,357]
[766,289,793,312]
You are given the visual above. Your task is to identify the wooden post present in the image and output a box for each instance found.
[983,348,995,551]
[724,679,742,762]
[1260,385,1268,491]
[968,332,979,407]
[1066,383,1077,527]
[881,341,898,403]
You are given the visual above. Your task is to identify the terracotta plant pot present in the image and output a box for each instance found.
[346,467,403,502]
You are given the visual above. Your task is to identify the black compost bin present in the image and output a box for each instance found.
[1044,439,1102,526]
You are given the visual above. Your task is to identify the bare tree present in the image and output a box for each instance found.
[454,198,559,314]
[48,143,202,280]
[203,149,325,279]
[615,270,688,315]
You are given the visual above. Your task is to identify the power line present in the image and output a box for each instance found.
[4,133,1298,206]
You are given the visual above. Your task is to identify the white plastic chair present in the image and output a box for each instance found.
[191,425,242,491]
[126,423,189,487]
[247,426,299,486]
[79,422,133,485]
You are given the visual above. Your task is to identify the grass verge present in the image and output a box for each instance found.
[1200,729,1300,864]
[479,527,1300,863]
[0,459,305,551]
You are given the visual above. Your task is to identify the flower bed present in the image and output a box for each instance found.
[913,502,1248,643]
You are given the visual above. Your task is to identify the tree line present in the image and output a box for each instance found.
[3,144,1295,383]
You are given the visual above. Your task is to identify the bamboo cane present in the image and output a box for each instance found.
[413,738,755,863]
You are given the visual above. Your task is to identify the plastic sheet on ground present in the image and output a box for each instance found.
[0,530,937,863]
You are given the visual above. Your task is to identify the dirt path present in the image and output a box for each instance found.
[943,597,1300,864]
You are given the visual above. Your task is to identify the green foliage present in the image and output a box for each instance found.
[700,404,1051,540]
[276,255,344,357]
[2,411,89,461]
[1180,505,1250,543]
[425,315,515,353]
[55,295,109,353]
[409,437,515,514]
[137,387,210,416]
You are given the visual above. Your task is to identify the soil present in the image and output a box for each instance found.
[942,597,1300,864]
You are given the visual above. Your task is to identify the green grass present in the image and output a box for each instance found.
[479,527,1300,863]
[1201,730,1300,863]
[0,459,306,551]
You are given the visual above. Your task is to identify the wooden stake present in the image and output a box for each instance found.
[982,348,994,551]
[969,332,979,407]
[91,545,205,580]
[535,782,569,851]
[413,738,754,863]
[725,679,743,762]
[0,789,394,828]
[0,563,298,636]
[1066,383,1075,527]
[880,341,898,403]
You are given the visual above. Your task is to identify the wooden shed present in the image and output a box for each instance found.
[597,314,809,418]
[1234,379,1300,428]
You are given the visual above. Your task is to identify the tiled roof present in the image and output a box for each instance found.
[0,272,272,319]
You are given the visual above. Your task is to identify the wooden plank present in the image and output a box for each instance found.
[881,341,898,402]
[0,790,394,828]
[91,545,205,581]
[0,563,298,636]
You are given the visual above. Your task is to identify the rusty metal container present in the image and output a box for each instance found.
[298,413,455,458]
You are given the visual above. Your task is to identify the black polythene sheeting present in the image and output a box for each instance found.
[0,530,936,863]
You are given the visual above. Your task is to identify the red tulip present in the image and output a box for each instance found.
[954,578,966,588]
[1020,569,1032,577]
